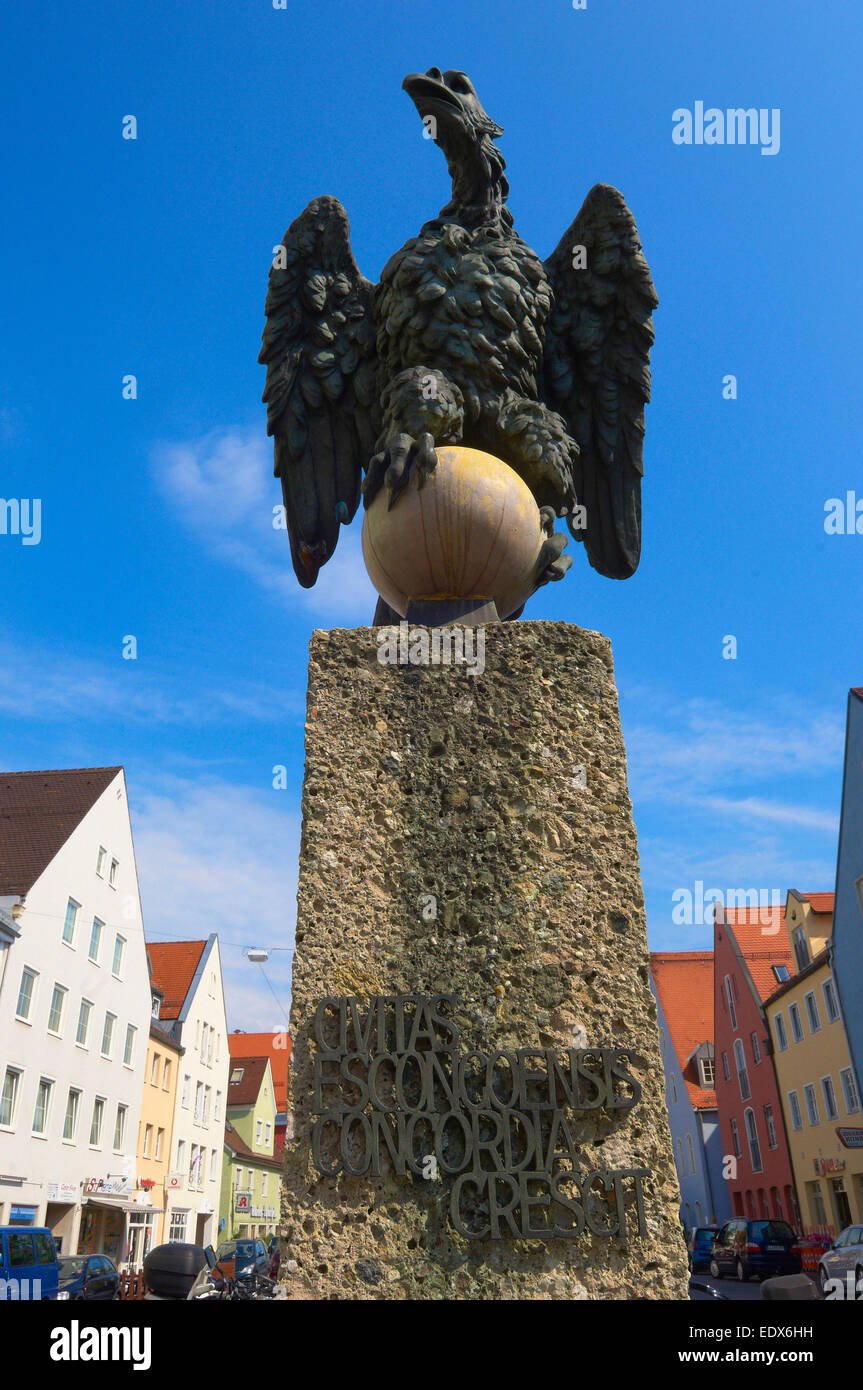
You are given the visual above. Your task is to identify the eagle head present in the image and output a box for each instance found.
[402,68,508,216]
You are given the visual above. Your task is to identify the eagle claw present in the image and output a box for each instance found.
[362,432,438,510]
[535,506,573,589]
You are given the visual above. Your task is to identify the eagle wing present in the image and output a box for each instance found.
[542,183,658,578]
[259,195,379,587]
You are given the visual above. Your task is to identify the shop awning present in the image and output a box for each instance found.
[82,1196,157,1214]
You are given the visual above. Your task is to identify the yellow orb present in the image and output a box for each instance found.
[361,445,544,620]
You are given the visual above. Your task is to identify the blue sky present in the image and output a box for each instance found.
[2,0,861,1026]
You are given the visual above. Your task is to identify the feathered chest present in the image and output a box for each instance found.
[375,220,552,394]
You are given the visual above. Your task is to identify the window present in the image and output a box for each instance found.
[189,1144,199,1185]
[32,1078,53,1135]
[151,994,160,1019]
[803,1083,820,1126]
[686,1134,696,1174]
[729,1117,741,1158]
[109,858,119,887]
[101,1012,116,1058]
[699,1056,715,1088]
[772,964,790,984]
[201,1023,209,1060]
[256,1119,263,1145]
[214,1092,222,1123]
[155,1128,164,1161]
[176,1139,186,1172]
[15,966,38,1021]
[210,1148,218,1180]
[168,1210,187,1243]
[840,1067,861,1114]
[62,898,80,946]
[262,1173,269,1199]
[47,983,68,1035]
[124,1024,137,1067]
[113,1104,127,1151]
[76,998,93,1047]
[821,1076,838,1121]
[88,918,103,963]
[789,1003,804,1043]
[112,935,126,978]
[744,1108,762,1172]
[764,1103,777,1149]
[89,1097,105,1146]
[724,975,737,1029]
[265,1122,272,1146]
[788,1090,803,1131]
[230,1067,244,1084]
[194,1082,204,1125]
[804,991,821,1034]
[150,1052,160,1086]
[823,978,839,1023]
[792,926,810,972]
[162,1059,171,1090]
[751,1031,762,1065]
[96,846,107,876]
[203,1086,211,1125]
[0,1067,21,1127]
[62,1088,80,1142]
[774,1013,788,1051]
[181,1074,191,1109]
[722,1051,731,1081]
[734,1039,750,1100]
[143,1124,153,1157]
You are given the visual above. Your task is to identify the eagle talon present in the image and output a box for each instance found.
[363,431,438,510]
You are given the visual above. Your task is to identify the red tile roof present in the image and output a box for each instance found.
[229,1032,291,1111]
[650,952,716,1110]
[227,1055,271,1107]
[720,906,794,1001]
[223,1122,282,1169]
[796,892,834,915]
[146,940,207,1019]
[0,766,122,895]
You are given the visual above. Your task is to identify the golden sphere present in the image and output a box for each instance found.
[361,445,544,620]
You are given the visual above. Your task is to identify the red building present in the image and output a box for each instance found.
[713,903,801,1227]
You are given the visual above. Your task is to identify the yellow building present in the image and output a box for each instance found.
[765,891,863,1234]
[133,1010,182,1257]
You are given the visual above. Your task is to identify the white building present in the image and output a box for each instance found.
[146,936,229,1247]
[0,767,153,1262]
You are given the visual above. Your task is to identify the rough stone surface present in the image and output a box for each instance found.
[282,621,688,1299]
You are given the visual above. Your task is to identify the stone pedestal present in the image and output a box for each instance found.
[282,621,688,1299]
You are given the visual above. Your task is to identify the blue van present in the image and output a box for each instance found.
[0,1226,59,1300]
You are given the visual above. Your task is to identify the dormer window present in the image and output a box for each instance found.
[230,1068,244,1084]
[792,926,810,972]
[772,964,790,984]
[151,994,160,1019]
[699,1056,715,1088]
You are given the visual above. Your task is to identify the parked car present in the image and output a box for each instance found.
[817,1224,863,1296]
[709,1218,802,1282]
[56,1254,120,1301]
[214,1237,269,1282]
[687,1226,720,1273]
[268,1236,281,1280]
[0,1226,59,1300]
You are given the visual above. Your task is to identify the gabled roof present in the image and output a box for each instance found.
[0,766,122,895]
[227,1055,272,1107]
[718,905,794,1002]
[223,1122,282,1169]
[650,952,716,1110]
[229,1032,291,1110]
[146,940,207,1020]
[795,891,834,915]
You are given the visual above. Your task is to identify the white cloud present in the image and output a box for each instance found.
[130,777,298,1031]
[153,427,377,622]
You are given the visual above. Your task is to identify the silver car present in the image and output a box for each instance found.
[818,1224,863,1298]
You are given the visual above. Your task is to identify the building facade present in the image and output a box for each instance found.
[218,1052,280,1242]
[651,951,730,1232]
[0,767,153,1262]
[227,1030,292,1156]
[146,936,229,1248]
[713,903,801,1227]
[133,1008,182,1257]
[765,890,863,1234]
[832,688,863,1114]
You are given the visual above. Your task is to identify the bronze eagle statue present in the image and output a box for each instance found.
[259,67,658,619]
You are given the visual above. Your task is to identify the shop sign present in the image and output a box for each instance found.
[836,1127,863,1149]
[813,1156,845,1175]
[86,1175,132,1196]
[46,1182,78,1201]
